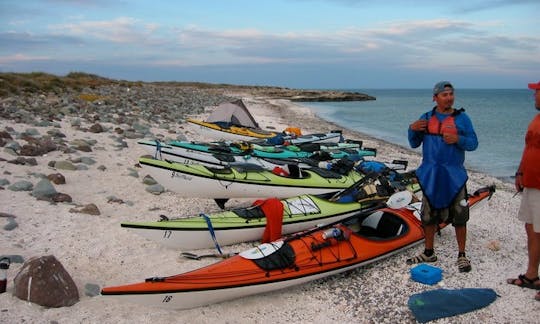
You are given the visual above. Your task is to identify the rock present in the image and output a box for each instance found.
[22,128,40,137]
[107,196,124,204]
[46,129,66,138]
[142,175,157,185]
[32,178,57,200]
[0,130,13,140]
[69,203,100,215]
[54,160,77,171]
[8,156,38,166]
[0,212,16,218]
[47,173,66,185]
[4,140,21,152]
[84,283,101,297]
[79,157,96,165]
[127,169,139,178]
[13,255,79,307]
[19,138,57,156]
[70,119,81,127]
[76,164,89,171]
[8,180,33,191]
[74,144,92,152]
[486,240,501,251]
[70,139,93,152]
[51,193,72,203]
[3,217,18,230]
[88,123,104,133]
[146,184,165,195]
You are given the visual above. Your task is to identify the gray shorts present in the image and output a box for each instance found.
[518,187,540,233]
[421,186,469,226]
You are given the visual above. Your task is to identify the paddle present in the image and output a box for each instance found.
[181,252,237,260]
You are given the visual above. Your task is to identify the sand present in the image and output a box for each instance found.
[0,93,538,323]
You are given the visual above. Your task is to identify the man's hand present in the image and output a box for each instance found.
[410,119,428,132]
[515,173,524,193]
[442,133,458,144]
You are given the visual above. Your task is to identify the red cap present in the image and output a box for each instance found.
[528,81,540,90]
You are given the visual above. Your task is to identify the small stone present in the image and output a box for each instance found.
[47,173,66,185]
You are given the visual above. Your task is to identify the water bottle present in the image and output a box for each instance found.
[322,228,342,240]
[0,257,10,293]
[318,162,332,170]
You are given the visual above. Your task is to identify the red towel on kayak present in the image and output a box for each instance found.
[254,198,284,243]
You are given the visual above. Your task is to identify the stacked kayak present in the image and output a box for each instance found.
[101,186,495,309]
[187,118,278,141]
[187,118,343,143]
[139,157,369,199]
[137,139,376,168]
[121,172,421,250]
[253,130,345,145]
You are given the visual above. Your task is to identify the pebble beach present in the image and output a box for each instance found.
[0,80,538,323]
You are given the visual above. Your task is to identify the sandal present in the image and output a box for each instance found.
[457,256,472,273]
[506,274,540,290]
[536,291,540,302]
[406,252,437,265]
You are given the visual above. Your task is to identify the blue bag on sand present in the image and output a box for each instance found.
[408,288,497,323]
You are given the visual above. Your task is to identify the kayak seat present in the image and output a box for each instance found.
[252,242,296,271]
[309,167,343,179]
[207,167,234,174]
[212,153,236,162]
[358,211,407,239]
[208,145,233,154]
[296,143,321,152]
[230,164,266,173]
[233,206,265,220]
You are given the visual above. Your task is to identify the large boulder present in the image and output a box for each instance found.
[13,255,79,307]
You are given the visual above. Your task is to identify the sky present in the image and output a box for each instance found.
[1,0,539,89]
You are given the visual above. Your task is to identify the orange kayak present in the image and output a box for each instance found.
[101,186,494,309]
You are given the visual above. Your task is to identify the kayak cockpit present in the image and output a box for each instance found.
[346,210,408,240]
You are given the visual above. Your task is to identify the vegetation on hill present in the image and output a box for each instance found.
[0,72,375,101]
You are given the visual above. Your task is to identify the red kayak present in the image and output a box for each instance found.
[101,186,495,310]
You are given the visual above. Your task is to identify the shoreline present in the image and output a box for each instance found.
[0,88,537,323]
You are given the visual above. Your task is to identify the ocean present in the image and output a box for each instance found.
[301,89,538,182]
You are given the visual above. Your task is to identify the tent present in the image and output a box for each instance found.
[206,99,260,128]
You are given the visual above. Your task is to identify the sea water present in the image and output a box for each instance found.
[301,89,537,181]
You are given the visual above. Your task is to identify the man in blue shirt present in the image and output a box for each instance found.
[407,81,478,272]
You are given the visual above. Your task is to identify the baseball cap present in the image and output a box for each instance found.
[433,81,454,95]
[528,81,540,90]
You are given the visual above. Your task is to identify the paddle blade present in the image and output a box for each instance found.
[387,190,413,209]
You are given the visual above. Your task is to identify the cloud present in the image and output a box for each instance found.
[318,0,539,13]
[50,17,161,44]
[0,53,50,64]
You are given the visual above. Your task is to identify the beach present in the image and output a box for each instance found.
[0,85,538,323]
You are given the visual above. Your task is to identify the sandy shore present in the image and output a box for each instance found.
[0,92,538,323]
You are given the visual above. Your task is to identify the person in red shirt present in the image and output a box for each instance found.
[507,81,540,301]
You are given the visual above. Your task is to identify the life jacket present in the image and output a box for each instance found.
[427,108,461,135]
[416,108,468,209]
